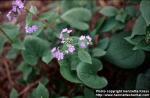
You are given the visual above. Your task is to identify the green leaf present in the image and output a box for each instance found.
[6,48,18,59]
[12,39,25,50]
[115,9,127,23]
[59,60,81,83]
[0,23,20,40]
[140,0,150,26]
[97,38,109,50]
[133,40,150,51]
[35,83,49,98]
[100,6,118,17]
[29,5,38,14]
[105,32,145,69]
[39,11,59,23]
[101,18,124,32]
[136,69,150,90]
[131,16,146,38]
[10,88,18,98]
[61,8,92,30]
[125,5,136,17]
[77,59,106,89]
[22,36,49,65]
[92,48,106,57]
[42,51,53,64]
[78,50,92,64]
[17,63,33,81]
[0,34,6,53]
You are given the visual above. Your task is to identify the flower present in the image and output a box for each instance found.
[6,0,24,21]
[12,0,24,10]
[67,44,75,53]
[61,28,73,34]
[51,47,64,60]
[79,35,92,48]
[25,25,38,33]
[86,35,92,42]
[79,35,86,40]
[80,41,87,48]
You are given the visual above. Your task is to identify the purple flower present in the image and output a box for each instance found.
[25,25,38,34]
[67,44,75,53]
[6,0,24,21]
[80,41,87,48]
[59,28,73,40]
[51,47,64,61]
[12,0,24,9]
[79,35,86,40]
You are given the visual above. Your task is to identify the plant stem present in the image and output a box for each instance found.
[0,27,13,42]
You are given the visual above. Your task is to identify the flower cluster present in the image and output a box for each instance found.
[51,28,92,61]
[25,25,38,34]
[7,0,24,21]
[51,47,64,61]
[79,35,92,48]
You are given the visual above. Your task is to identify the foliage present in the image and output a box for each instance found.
[0,0,149,98]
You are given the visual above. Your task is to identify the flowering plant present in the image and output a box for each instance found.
[0,0,150,98]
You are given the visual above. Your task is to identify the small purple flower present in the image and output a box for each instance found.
[7,0,24,21]
[86,35,92,42]
[25,25,38,34]
[80,41,87,48]
[51,47,64,60]
[79,35,86,40]
[67,44,75,53]
[61,28,68,33]
[12,0,24,9]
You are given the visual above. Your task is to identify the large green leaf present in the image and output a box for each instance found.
[140,0,150,26]
[78,50,92,64]
[0,23,20,41]
[105,32,145,69]
[136,69,150,90]
[100,6,118,17]
[61,8,92,30]
[22,36,49,65]
[59,60,81,83]
[77,59,107,89]
[131,16,146,38]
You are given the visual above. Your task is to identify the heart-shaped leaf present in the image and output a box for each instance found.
[77,59,107,89]
[105,32,145,69]
[22,36,49,65]
[59,60,81,83]
[61,8,92,30]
